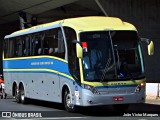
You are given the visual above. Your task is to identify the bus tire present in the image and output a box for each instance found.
[19,85,27,104]
[113,104,129,112]
[15,86,21,103]
[64,89,76,112]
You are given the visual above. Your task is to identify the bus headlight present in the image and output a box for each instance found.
[82,84,100,94]
[135,82,145,92]
[135,85,141,92]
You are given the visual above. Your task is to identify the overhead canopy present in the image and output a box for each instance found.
[0,0,103,25]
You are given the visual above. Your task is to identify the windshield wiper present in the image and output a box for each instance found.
[100,58,111,81]
[100,50,114,82]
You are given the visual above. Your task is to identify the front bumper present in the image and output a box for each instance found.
[80,89,145,106]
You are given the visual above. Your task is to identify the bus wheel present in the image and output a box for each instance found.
[64,89,76,112]
[20,86,26,104]
[15,86,21,103]
[113,104,129,112]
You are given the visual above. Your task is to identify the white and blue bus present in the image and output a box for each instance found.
[3,16,154,112]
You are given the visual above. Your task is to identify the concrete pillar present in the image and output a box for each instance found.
[95,0,108,16]
[19,11,32,29]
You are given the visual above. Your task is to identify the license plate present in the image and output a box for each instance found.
[113,96,124,101]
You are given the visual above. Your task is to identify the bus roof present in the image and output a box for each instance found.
[5,16,137,39]
[62,16,137,32]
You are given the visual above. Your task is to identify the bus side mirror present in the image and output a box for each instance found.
[72,40,83,59]
[148,41,154,55]
[76,44,83,58]
[141,38,154,55]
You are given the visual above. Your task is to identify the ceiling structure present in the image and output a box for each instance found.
[0,0,104,25]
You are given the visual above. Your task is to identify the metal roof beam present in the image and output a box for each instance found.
[95,0,108,16]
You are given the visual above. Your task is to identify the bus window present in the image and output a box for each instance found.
[42,30,54,55]
[4,39,9,58]
[39,33,45,55]
[9,38,16,57]
[42,33,49,55]
[23,35,30,56]
[64,27,80,82]
[30,33,42,56]
[57,30,65,58]
[16,37,23,57]
[40,28,65,59]
[49,28,65,59]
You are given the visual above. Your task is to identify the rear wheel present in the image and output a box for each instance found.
[19,85,27,104]
[15,85,21,103]
[64,89,76,112]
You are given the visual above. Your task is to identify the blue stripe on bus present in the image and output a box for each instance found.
[3,57,70,75]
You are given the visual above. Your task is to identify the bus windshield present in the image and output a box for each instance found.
[80,31,144,82]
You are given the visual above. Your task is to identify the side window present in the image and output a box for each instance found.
[42,32,49,55]
[57,29,65,58]
[5,38,20,58]
[64,27,80,82]
[58,30,65,53]
[47,31,54,55]
[42,30,52,55]
[9,38,16,57]
[54,28,65,59]
[30,32,44,56]
[4,28,65,59]
[42,28,65,59]
[15,36,25,57]
[23,35,30,56]
[4,39,9,58]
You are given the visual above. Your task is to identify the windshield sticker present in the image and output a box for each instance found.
[82,42,88,52]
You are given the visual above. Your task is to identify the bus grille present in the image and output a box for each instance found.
[98,89,134,95]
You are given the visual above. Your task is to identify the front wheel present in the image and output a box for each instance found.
[64,89,76,112]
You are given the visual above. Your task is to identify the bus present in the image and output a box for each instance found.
[3,16,154,112]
